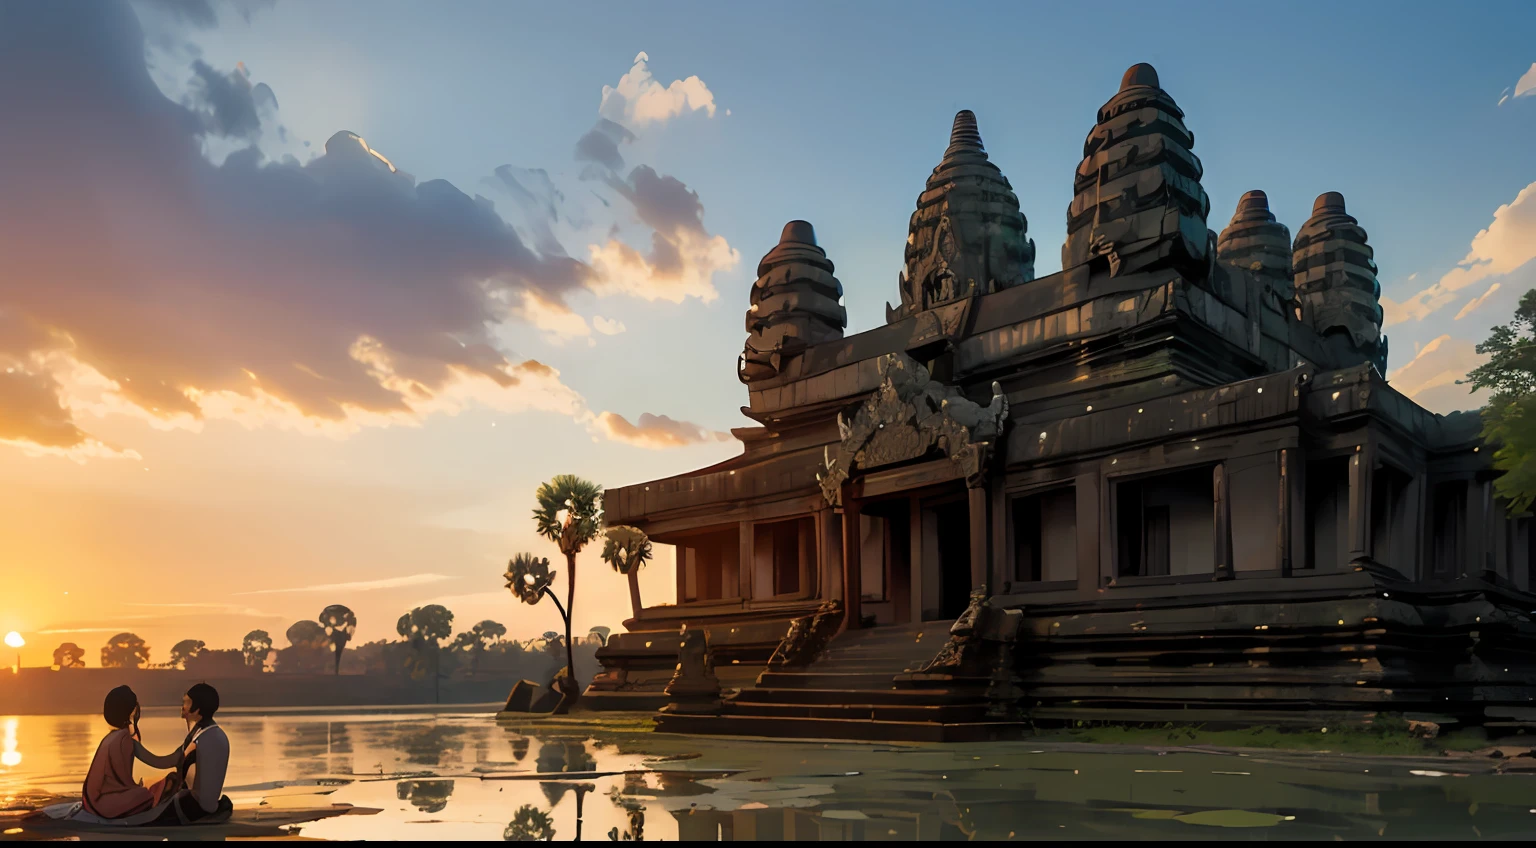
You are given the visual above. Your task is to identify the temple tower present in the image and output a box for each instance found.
[1217,189,1294,313]
[886,110,1035,323]
[1063,63,1212,280]
[739,220,846,384]
[1292,192,1387,372]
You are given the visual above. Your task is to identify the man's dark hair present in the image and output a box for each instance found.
[186,682,219,720]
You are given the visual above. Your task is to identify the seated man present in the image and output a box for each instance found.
[153,683,233,824]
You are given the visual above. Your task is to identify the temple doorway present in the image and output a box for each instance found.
[922,496,971,621]
[857,499,912,626]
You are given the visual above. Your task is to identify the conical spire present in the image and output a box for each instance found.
[740,220,846,384]
[1063,63,1211,279]
[1292,192,1386,372]
[945,110,983,157]
[887,110,1035,323]
[1217,190,1293,308]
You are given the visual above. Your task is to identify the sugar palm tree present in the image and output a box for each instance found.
[319,604,357,675]
[531,474,602,701]
[600,525,652,620]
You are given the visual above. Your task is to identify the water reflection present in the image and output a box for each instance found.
[4,709,1536,840]
[397,778,455,814]
[503,804,555,841]
[1,718,20,768]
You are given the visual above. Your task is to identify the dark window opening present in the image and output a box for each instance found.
[1431,482,1467,578]
[1116,467,1215,578]
[752,516,816,599]
[1370,465,1414,573]
[1304,456,1350,570]
[680,528,740,603]
[1012,487,1078,584]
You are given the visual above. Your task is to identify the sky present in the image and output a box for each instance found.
[2,0,1536,668]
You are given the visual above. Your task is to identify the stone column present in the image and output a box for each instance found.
[1348,445,1374,561]
[1278,448,1295,575]
[968,483,991,593]
[840,485,864,631]
[1213,464,1233,579]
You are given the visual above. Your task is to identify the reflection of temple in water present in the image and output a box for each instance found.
[588,62,1536,738]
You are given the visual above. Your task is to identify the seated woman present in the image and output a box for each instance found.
[81,686,183,820]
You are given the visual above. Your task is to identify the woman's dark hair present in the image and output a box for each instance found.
[103,685,138,730]
[186,682,219,721]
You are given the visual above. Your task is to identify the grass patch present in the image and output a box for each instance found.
[1037,714,1467,756]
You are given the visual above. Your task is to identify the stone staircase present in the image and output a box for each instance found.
[653,623,1025,742]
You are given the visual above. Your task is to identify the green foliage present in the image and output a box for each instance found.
[100,633,149,669]
[184,648,246,676]
[504,804,555,841]
[1051,714,1444,756]
[533,475,603,557]
[1468,289,1536,512]
[286,620,327,650]
[396,605,454,644]
[167,639,205,669]
[319,604,358,674]
[241,629,273,670]
[505,554,555,606]
[52,642,85,669]
[450,620,507,673]
[600,525,652,575]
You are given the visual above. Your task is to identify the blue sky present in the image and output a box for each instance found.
[2,0,1534,660]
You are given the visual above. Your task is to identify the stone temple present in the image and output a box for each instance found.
[586,64,1534,740]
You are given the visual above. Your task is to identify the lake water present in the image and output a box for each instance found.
[3,707,1536,840]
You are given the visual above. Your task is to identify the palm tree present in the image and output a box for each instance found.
[396,605,454,703]
[319,604,357,675]
[600,525,652,620]
[241,630,273,671]
[531,474,602,702]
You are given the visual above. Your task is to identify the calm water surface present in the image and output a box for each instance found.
[3,707,1536,840]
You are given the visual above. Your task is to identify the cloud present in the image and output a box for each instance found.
[233,573,460,596]
[592,316,626,335]
[573,117,636,172]
[1386,334,1489,414]
[586,166,740,302]
[1454,282,1502,321]
[186,59,274,139]
[599,51,717,127]
[0,4,608,455]
[595,411,732,449]
[1383,180,1536,324]
[1517,63,1536,100]
[510,291,592,343]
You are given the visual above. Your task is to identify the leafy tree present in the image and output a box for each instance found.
[530,474,602,710]
[450,620,506,675]
[600,525,652,620]
[52,642,85,669]
[241,630,273,671]
[1468,288,1536,512]
[396,779,455,814]
[396,604,454,702]
[319,604,358,675]
[503,804,555,841]
[167,639,206,670]
[281,620,329,673]
[100,633,149,669]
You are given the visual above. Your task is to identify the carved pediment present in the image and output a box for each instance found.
[817,353,1008,505]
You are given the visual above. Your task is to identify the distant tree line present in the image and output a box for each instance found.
[58,602,608,680]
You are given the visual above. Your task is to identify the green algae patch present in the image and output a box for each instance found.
[1173,809,1293,828]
